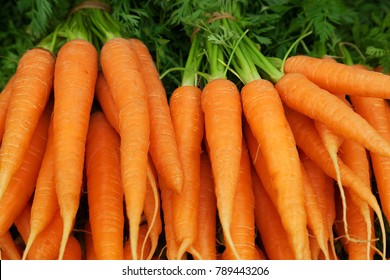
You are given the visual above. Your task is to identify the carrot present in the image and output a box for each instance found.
[0,48,54,202]
[129,38,183,193]
[201,78,242,260]
[62,236,82,260]
[169,85,204,260]
[100,37,150,260]
[0,231,21,260]
[53,39,98,260]
[85,112,124,260]
[284,106,387,259]
[83,221,96,260]
[124,224,152,260]
[22,117,57,259]
[284,55,390,98]
[0,75,15,142]
[192,151,217,260]
[222,140,256,260]
[0,102,51,238]
[241,79,311,260]
[276,72,390,158]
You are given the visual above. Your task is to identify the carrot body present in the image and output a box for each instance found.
[169,85,204,259]
[85,112,124,260]
[53,39,98,260]
[276,72,390,157]
[0,103,51,237]
[124,224,152,260]
[62,236,82,260]
[284,55,390,98]
[192,151,217,260]
[84,221,97,260]
[0,231,21,260]
[222,140,256,260]
[101,37,150,260]
[129,38,183,193]
[0,75,15,141]
[0,48,54,201]
[241,79,310,260]
[201,78,242,259]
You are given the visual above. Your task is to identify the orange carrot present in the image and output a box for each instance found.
[276,72,390,158]
[85,112,124,260]
[83,221,96,260]
[124,224,152,260]
[0,48,54,201]
[284,55,390,98]
[192,151,217,260]
[129,38,183,193]
[0,102,51,238]
[0,231,21,260]
[53,39,98,260]
[101,37,150,260]
[0,75,15,142]
[202,78,242,259]
[169,85,204,259]
[62,236,82,260]
[241,79,310,260]
[222,140,256,260]
[23,117,57,259]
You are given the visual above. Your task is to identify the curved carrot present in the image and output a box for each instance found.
[85,112,124,260]
[0,75,15,142]
[192,151,217,260]
[222,140,256,260]
[169,85,204,259]
[284,55,390,98]
[129,38,183,193]
[23,117,57,259]
[202,78,242,260]
[53,39,98,260]
[0,102,51,237]
[276,72,390,158]
[0,48,54,201]
[241,79,310,260]
[101,37,150,260]
[0,231,21,260]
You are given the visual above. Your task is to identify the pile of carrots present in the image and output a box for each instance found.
[0,2,390,261]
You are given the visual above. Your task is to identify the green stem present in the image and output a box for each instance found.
[88,8,122,43]
[182,34,204,86]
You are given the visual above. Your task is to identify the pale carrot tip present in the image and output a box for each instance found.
[176,239,192,260]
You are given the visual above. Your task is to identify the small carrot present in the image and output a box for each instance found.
[192,151,217,260]
[0,75,15,142]
[101,37,150,260]
[129,38,183,193]
[0,48,54,202]
[284,55,390,98]
[53,38,98,260]
[85,112,124,260]
[276,72,390,158]
[124,224,152,260]
[170,85,204,260]
[0,231,21,260]
[0,102,51,238]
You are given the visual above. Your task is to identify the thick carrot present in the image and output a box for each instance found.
[284,55,390,98]
[101,37,150,260]
[222,140,256,260]
[23,117,57,259]
[276,72,390,158]
[129,38,183,193]
[201,78,242,260]
[85,112,124,260]
[0,231,21,260]
[169,85,204,259]
[284,106,386,259]
[0,102,51,238]
[53,39,98,260]
[0,75,15,142]
[0,48,54,201]
[192,151,217,260]
[241,79,310,260]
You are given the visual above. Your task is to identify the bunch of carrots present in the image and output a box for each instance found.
[0,1,390,261]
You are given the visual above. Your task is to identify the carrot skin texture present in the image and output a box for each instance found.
[201,78,242,259]
[284,55,390,98]
[86,112,124,260]
[0,48,54,201]
[276,72,390,158]
[241,79,310,260]
[0,103,51,237]
[129,38,183,193]
[169,85,204,259]
[0,231,21,260]
[101,37,150,260]
[0,75,15,142]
